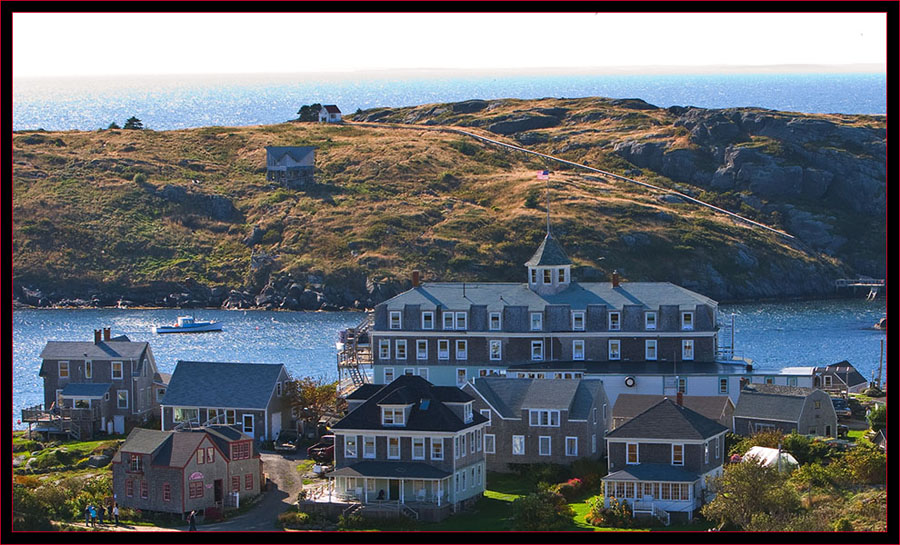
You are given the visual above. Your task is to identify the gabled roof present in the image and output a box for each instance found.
[113,426,255,466]
[733,384,819,421]
[39,340,150,376]
[60,383,112,398]
[381,281,716,312]
[816,360,867,387]
[115,428,172,459]
[525,233,572,267]
[346,384,383,400]
[605,398,727,440]
[323,105,341,114]
[160,361,285,410]
[613,394,732,423]
[603,463,700,483]
[265,146,315,165]
[467,378,605,420]
[332,375,486,433]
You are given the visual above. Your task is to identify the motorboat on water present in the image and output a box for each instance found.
[153,315,222,334]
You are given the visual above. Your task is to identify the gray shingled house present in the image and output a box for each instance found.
[602,395,728,524]
[733,384,838,437]
[463,377,609,472]
[111,425,262,517]
[265,146,315,188]
[814,360,868,394]
[22,329,164,439]
[160,361,292,441]
[327,375,489,521]
[612,394,734,431]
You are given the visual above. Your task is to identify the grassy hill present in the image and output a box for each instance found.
[12,97,886,308]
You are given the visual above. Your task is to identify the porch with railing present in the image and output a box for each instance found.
[21,404,102,440]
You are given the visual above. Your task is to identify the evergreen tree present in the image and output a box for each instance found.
[123,116,143,130]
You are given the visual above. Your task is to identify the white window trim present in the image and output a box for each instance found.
[672,443,685,466]
[395,339,407,360]
[484,434,496,454]
[645,312,657,330]
[379,339,391,360]
[384,367,394,383]
[412,437,426,460]
[608,312,621,331]
[489,312,502,331]
[455,340,467,360]
[363,436,376,459]
[242,414,254,435]
[539,436,552,456]
[421,311,434,330]
[572,311,585,331]
[512,435,525,456]
[529,409,560,427]
[682,339,695,360]
[626,442,640,465]
[455,312,467,331]
[59,361,69,378]
[480,409,491,426]
[646,339,658,361]
[345,435,358,458]
[117,389,129,409]
[718,377,729,394]
[416,339,428,360]
[382,407,406,426]
[431,438,444,460]
[456,368,467,388]
[489,340,502,361]
[681,311,694,331]
[566,436,578,457]
[387,437,401,459]
[437,339,450,360]
[442,312,454,330]
[530,269,537,284]
[112,361,123,380]
[531,340,544,361]
[573,340,585,361]
[530,312,543,331]
[608,340,621,360]
[390,311,402,330]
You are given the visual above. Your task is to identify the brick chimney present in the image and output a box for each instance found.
[103,327,111,341]
[676,391,684,407]
[611,270,620,288]
[412,270,420,288]
[93,329,102,344]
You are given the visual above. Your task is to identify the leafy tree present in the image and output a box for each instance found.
[866,405,885,433]
[108,122,121,129]
[13,486,53,530]
[123,116,144,130]
[285,376,342,432]
[728,429,784,457]
[701,459,800,529]
[789,462,844,507]
[781,432,835,466]
[842,442,886,485]
[296,103,323,122]
[511,489,574,530]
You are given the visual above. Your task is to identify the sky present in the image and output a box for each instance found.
[12,12,887,78]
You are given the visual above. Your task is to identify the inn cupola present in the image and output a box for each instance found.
[525,233,572,295]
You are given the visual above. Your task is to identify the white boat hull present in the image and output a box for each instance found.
[153,322,222,334]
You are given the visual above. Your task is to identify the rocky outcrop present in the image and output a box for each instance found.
[487,114,562,135]
[138,180,240,222]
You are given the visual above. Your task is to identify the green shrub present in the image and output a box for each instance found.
[570,457,607,490]
[133,173,147,184]
[842,443,886,485]
[13,439,42,453]
[586,496,634,528]
[832,518,853,531]
[13,486,53,530]
[511,489,574,531]
[337,513,365,529]
[278,510,311,529]
[507,463,571,489]
[866,405,886,433]
[550,478,584,502]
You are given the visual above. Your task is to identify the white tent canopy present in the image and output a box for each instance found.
[743,446,799,470]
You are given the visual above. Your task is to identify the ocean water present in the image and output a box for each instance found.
[12,72,886,132]
[12,299,886,430]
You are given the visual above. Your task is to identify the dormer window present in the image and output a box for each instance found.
[443,312,454,330]
[572,311,585,331]
[422,312,434,330]
[645,312,657,330]
[543,269,552,284]
[464,403,473,423]
[681,312,694,331]
[390,311,402,330]
[382,407,406,426]
[128,453,143,472]
[608,312,621,331]
[530,313,543,331]
[455,312,467,330]
[489,312,502,331]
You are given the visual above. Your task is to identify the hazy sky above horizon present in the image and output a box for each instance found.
[13,12,887,78]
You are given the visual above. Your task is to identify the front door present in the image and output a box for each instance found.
[113,415,125,434]
[271,413,282,440]
[389,480,399,501]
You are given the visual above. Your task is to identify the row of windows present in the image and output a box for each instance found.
[605,481,692,502]
[378,338,696,362]
[126,475,254,500]
[383,367,506,387]
[58,388,129,409]
[625,437,722,466]
[388,311,696,332]
[454,463,484,493]
[509,435,594,457]
[529,267,570,286]
[173,409,256,435]
[58,360,130,379]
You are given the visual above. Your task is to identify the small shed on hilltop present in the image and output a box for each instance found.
[319,105,342,123]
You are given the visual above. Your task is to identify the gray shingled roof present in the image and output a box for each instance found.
[40,340,148,361]
[265,146,315,165]
[114,426,255,466]
[605,398,727,440]
[468,377,604,420]
[603,463,700,483]
[60,383,112,398]
[332,461,451,480]
[333,375,486,433]
[614,394,731,423]
[115,428,172,458]
[733,385,816,421]
[382,281,716,312]
[818,360,867,388]
[160,361,284,409]
[525,234,572,267]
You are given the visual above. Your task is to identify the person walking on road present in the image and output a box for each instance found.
[188,510,197,531]
[89,504,97,527]
[97,504,104,525]
[84,505,91,526]
[113,503,119,526]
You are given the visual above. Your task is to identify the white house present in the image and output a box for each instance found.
[319,105,342,123]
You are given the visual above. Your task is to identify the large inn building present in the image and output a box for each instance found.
[368,232,814,407]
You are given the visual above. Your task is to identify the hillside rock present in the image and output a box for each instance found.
[487,114,561,135]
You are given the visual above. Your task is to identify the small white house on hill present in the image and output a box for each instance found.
[319,105,342,123]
